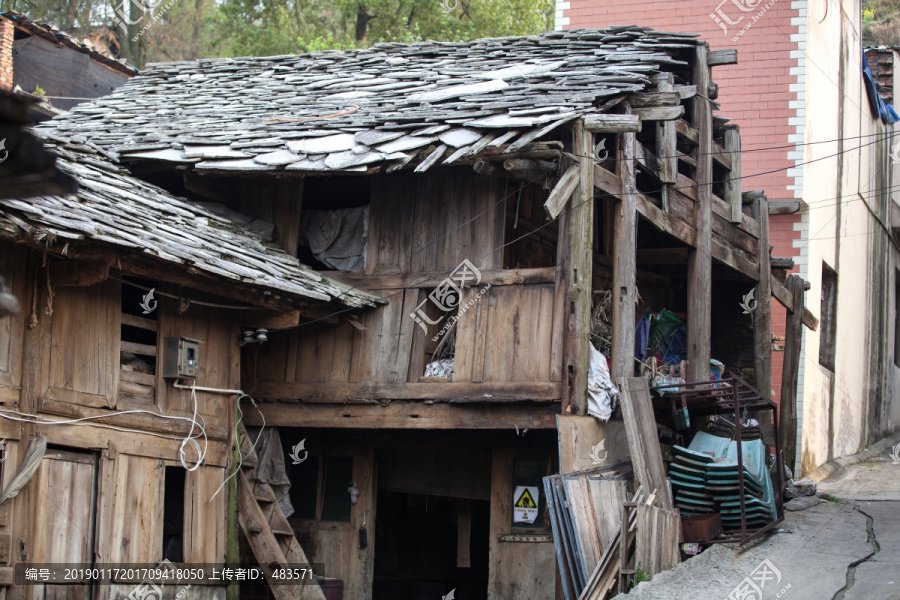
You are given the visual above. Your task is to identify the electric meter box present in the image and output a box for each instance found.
[163,337,200,379]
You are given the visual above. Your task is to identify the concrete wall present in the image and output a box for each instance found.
[798,0,898,473]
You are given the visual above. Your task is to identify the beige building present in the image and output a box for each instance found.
[799,1,900,473]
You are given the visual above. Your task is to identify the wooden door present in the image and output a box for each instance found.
[30,449,98,600]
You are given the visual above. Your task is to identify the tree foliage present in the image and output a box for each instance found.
[1,0,554,67]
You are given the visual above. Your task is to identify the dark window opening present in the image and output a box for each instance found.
[286,455,353,522]
[162,466,185,563]
[503,181,558,269]
[120,276,159,404]
[511,456,555,530]
[819,264,838,371]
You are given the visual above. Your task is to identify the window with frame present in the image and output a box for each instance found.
[287,455,354,523]
[119,276,159,405]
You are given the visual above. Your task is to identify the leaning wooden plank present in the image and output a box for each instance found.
[708,49,738,66]
[556,415,630,473]
[555,476,587,590]
[802,307,819,331]
[635,504,681,577]
[780,275,804,471]
[616,378,673,509]
[583,114,641,133]
[546,476,578,600]
[770,272,794,312]
[565,476,604,583]
[544,165,580,219]
[753,196,772,400]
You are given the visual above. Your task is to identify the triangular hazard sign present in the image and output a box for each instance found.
[514,488,537,508]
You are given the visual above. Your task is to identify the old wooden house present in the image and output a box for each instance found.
[0,133,377,600]
[18,26,815,600]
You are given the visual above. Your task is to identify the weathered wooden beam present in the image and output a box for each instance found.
[632,106,685,121]
[630,92,680,108]
[708,49,738,66]
[243,310,301,330]
[753,196,773,400]
[544,165,580,219]
[741,190,766,205]
[675,119,699,145]
[771,257,795,269]
[324,267,556,290]
[657,76,678,185]
[567,120,595,415]
[779,275,804,470]
[723,125,742,223]
[686,45,713,383]
[802,308,819,331]
[242,400,562,429]
[48,259,110,287]
[253,381,562,403]
[770,273,794,312]
[583,114,642,133]
[635,195,697,247]
[769,201,804,215]
[611,106,638,379]
[710,238,758,280]
[674,85,698,100]
[594,164,624,195]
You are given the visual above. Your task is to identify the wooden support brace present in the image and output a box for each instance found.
[779,275,804,470]
[544,165,580,219]
[753,196,773,400]
[611,108,638,379]
[686,45,713,383]
[723,125,742,223]
[566,120,595,415]
[632,106,684,121]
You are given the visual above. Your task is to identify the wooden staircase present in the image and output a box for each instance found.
[237,425,326,600]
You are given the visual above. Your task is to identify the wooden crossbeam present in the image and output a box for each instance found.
[544,165,580,219]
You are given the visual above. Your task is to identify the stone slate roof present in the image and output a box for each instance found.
[0,134,379,309]
[41,27,700,174]
[2,12,138,76]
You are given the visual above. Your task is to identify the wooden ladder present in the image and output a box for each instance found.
[237,425,326,600]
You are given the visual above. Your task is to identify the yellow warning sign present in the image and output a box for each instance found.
[515,488,537,508]
[513,485,539,524]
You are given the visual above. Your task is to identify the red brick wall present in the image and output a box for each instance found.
[0,17,13,91]
[561,0,803,403]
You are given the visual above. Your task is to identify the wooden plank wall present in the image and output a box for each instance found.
[252,171,565,397]
[0,244,27,406]
[367,171,504,274]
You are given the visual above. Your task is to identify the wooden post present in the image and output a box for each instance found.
[686,45,713,383]
[656,74,678,187]
[566,120,594,415]
[753,195,772,402]
[723,125,742,223]
[779,275,804,471]
[226,425,241,600]
[611,107,638,379]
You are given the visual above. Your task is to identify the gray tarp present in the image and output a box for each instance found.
[247,428,294,518]
[300,205,368,271]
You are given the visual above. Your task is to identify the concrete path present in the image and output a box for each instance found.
[618,433,900,600]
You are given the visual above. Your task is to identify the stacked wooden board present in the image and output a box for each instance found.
[544,462,634,599]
